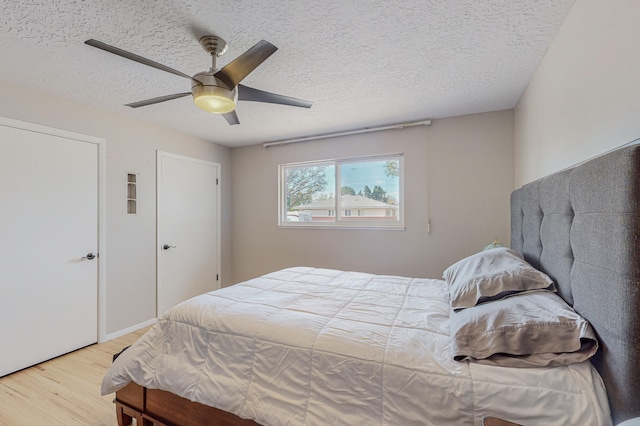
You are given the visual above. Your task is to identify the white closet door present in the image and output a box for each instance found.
[157,152,220,316]
[0,122,98,377]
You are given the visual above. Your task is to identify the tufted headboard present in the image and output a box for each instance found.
[510,143,640,424]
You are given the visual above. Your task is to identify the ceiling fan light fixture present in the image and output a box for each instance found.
[192,85,237,114]
[191,72,238,114]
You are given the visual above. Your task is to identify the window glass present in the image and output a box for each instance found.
[338,158,400,222]
[280,155,403,229]
[283,162,334,222]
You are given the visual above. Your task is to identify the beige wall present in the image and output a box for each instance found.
[230,110,514,283]
[514,0,640,185]
[0,80,232,338]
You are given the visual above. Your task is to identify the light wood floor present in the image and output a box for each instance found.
[0,327,149,426]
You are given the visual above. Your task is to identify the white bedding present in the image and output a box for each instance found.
[102,267,611,425]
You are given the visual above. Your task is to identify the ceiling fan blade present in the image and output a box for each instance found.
[238,84,313,108]
[125,92,192,108]
[84,39,192,80]
[214,40,278,89]
[222,110,240,125]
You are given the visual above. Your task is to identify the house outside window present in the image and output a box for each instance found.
[279,154,404,229]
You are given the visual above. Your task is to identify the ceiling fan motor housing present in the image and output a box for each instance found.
[191,71,238,114]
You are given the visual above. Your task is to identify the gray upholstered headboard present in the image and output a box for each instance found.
[510,143,640,424]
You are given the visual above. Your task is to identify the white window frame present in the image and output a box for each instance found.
[278,154,404,230]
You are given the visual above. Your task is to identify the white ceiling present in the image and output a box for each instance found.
[0,0,575,148]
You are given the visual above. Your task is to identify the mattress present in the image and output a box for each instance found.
[101,267,611,425]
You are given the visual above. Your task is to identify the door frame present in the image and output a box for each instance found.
[156,150,221,317]
[0,116,107,343]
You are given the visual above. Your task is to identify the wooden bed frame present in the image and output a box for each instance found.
[114,143,640,425]
[114,382,518,426]
[115,382,260,426]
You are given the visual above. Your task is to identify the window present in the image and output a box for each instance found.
[279,154,403,228]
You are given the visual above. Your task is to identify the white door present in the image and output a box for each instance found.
[0,120,98,377]
[157,152,220,315]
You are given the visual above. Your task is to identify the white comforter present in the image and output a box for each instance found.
[102,267,611,425]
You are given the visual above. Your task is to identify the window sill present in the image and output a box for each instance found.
[278,223,405,231]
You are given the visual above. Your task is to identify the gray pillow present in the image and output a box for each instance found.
[449,290,599,368]
[443,247,555,310]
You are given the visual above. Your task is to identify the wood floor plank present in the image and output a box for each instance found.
[0,326,150,426]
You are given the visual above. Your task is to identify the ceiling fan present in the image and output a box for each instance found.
[84,36,313,125]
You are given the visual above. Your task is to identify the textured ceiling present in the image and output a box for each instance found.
[0,0,575,147]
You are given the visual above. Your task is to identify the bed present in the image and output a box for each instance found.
[102,143,640,425]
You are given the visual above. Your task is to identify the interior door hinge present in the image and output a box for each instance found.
[216,274,219,281]
[216,178,219,185]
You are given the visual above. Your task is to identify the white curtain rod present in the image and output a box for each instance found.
[262,119,432,148]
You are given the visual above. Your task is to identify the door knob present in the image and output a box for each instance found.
[163,244,176,250]
[81,253,96,260]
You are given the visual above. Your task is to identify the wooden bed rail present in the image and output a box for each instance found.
[115,382,261,426]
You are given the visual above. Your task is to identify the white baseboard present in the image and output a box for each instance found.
[100,318,157,343]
